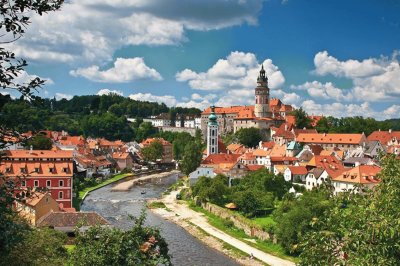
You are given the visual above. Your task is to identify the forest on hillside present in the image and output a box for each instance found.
[0,94,201,142]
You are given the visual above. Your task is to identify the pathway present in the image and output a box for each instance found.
[154,189,296,266]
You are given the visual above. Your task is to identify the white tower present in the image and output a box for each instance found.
[254,65,271,118]
[207,105,218,156]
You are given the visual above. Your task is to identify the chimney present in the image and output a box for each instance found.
[285,124,288,131]
[29,145,33,154]
[389,129,392,133]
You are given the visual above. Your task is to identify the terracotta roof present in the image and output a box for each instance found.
[269,98,282,108]
[202,106,254,115]
[308,155,345,178]
[227,143,245,154]
[37,212,109,227]
[274,164,287,174]
[269,143,287,157]
[141,138,171,146]
[287,166,308,175]
[112,152,130,160]
[260,141,275,149]
[3,150,73,159]
[253,149,270,156]
[367,130,400,145]
[235,108,256,119]
[18,191,55,207]
[247,165,265,171]
[279,104,293,112]
[296,133,365,145]
[218,138,227,154]
[293,128,318,137]
[309,115,323,127]
[0,161,73,177]
[270,156,298,162]
[333,165,381,184]
[240,152,256,160]
[285,115,296,125]
[202,154,241,165]
[57,136,85,147]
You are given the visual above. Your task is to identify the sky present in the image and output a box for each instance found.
[6,0,400,119]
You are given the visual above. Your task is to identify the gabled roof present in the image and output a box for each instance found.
[293,128,318,137]
[141,138,171,146]
[202,106,254,115]
[308,155,345,178]
[247,165,265,171]
[367,130,400,144]
[3,150,73,159]
[308,167,325,179]
[226,143,246,154]
[260,141,275,149]
[333,165,381,184]
[296,133,365,145]
[253,149,270,156]
[287,166,308,175]
[202,154,241,165]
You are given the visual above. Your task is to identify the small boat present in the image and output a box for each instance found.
[141,190,146,194]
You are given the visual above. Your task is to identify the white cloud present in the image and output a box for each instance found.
[271,89,301,105]
[128,93,177,106]
[97,89,123,96]
[6,0,264,64]
[70,58,162,83]
[291,81,352,101]
[176,51,285,91]
[312,51,400,101]
[13,71,54,86]
[383,105,400,117]
[55,93,73,100]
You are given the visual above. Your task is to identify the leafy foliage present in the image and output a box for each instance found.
[141,140,163,162]
[26,134,52,150]
[69,211,171,266]
[235,127,262,147]
[299,156,400,265]
[291,108,312,129]
[180,141,203,175]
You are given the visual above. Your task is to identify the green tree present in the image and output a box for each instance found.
[233,190,262,216]
[26,134,53,150]
[273,188,335,254]
[70,211,171,266]
[291,108,312,129]
[141,140,163,162]
[299,155,400,265]
[180,141,203,175]
[235,127,262,147]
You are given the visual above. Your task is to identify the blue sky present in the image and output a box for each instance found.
[7,0,400,119]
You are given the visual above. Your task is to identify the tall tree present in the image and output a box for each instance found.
[291,108,312,129]
[26,134,53,150]
[235,127,262,148]
[180,141,203,175]
[141,140,163,162]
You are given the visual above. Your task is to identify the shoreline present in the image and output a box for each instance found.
[149,202,264,266]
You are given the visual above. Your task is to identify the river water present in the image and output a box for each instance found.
[81,173,239,266]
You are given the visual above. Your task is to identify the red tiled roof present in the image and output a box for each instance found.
[260,141,275,149]
[3,150,73,159]
[296,133,365,145]
[367,131,400,144]
[202,106,254,115]
[202,154,241,164]
[333,165,381,184]
[247,165,265,171]
[288,166,308,175]
[141,138,171,146]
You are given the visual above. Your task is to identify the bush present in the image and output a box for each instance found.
[222,219,234,228]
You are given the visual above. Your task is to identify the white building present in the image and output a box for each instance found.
[331,165,381,194]
[207,106,218,156]
[189,166,215,186]
[284,166,308,183]
[305,168,329,190]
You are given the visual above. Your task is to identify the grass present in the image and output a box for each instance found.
[188,201,297,262]
[147,201,167,209]
[64,244,75,254]
[252,216,276,228]
[73,173,132,210]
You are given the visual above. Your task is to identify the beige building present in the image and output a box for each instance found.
[15,191,60,226]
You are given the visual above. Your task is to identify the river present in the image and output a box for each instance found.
[81,173,239,266]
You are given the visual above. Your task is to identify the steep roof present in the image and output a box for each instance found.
[333,165,381,184]
[247,165,265,171]
[367,130,400,144]
[260,141,275,149]
[296,133,365,145]
[287,166,308,175]
[202,106,254,115]
[141,138,171,146]
[202,154,241,165]
[308,155,345,178]
[309,167,325,179]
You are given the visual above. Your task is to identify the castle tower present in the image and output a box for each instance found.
[254,65,271,118]
[207,105,218,156]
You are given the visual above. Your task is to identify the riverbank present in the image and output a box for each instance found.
[73,173,132,210]
[111,170,180,191]
[149,189,295,266]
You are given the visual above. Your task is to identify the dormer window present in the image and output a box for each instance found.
[62,167,68,173]
[34,168,40,173]
[20,167,26,173]
[49,167,55,173]
[5,167,11,173]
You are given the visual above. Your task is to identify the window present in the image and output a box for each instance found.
[34,180,39,187]
[46,180,51,188]
[58,191,63,199]
[59,180,64,187]
[49,168,54,173]
[62,167,68,173]
[35,168,39,173]
[21,180,26,187]
[5,167,11,173]
[20,167,26,173]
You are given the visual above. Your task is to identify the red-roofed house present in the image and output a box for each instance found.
[284,166,308,183]
[112,152,134,170]
[331,165,381,194]
[1,150,74,208]
[367,130,400,146]
[296,133,367,151]
[141,138,173,163]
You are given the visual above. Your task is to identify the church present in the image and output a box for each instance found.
[201,65,293,140]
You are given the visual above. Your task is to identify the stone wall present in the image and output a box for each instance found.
[201,202,275,242]
[159,126,197,136]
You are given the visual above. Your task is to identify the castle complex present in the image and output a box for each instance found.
[201,65,293,139]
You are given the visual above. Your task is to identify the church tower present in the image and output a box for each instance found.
[207,105,218,156]
[254,65,271,118]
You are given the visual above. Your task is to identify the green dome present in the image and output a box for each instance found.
[208,105,218,126]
